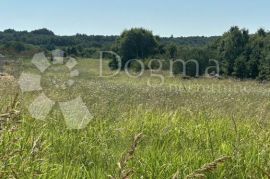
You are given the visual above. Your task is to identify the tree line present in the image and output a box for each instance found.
[111,27,270,80]
[0,28,215,58]
[1,27,270,80]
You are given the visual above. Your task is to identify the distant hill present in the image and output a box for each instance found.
[0,29,117,49]
[0,29,218,57]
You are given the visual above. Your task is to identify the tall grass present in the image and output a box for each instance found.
[0,59,270,178]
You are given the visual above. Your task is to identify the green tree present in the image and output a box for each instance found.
[31,28,55,36]
[258,54,270,80]
[257,28,266,37]
[166,43,178,59]
[233,55,248,78]
[244,28,269,79]
[113,28,159,68]
[217,26,249,75]
[14,42,26,52]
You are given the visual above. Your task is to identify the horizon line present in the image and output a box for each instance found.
[0,26,269,38]
[0,27,228,38]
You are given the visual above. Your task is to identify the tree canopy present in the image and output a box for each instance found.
[112,28,159,68]
[1,27,270,80]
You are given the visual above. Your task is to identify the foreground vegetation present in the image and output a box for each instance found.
[0,59,270,178]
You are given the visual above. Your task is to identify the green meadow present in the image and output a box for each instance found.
[0,59,270,178]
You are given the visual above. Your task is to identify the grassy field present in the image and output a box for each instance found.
[0,59,270,178]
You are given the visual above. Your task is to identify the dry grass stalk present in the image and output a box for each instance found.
[0,93,20,132]
[31,132,44,155]
[109,133,144,179]
[0,93,20,119]
[172,170,179,179]
[0,109,20,118]
[185,156,231,179]
[0,73,15,81]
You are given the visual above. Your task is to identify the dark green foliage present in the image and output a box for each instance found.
[107,26,270,80]
[66,47,78,56]
[233,55,248,78]
[0,28,219,59]
[3,29,16,33]
[108,58,119,70]
[14,42,26,52]
[258,54,270,80]
[31,28,55,36]
[210,27,270,80]
[1,27,270,80]
[166,43,178,59]
[0,29,118,58]
[161,36,219,47]
[113,28,159,68]
[257,28,266,37]
[216,27,249,76]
